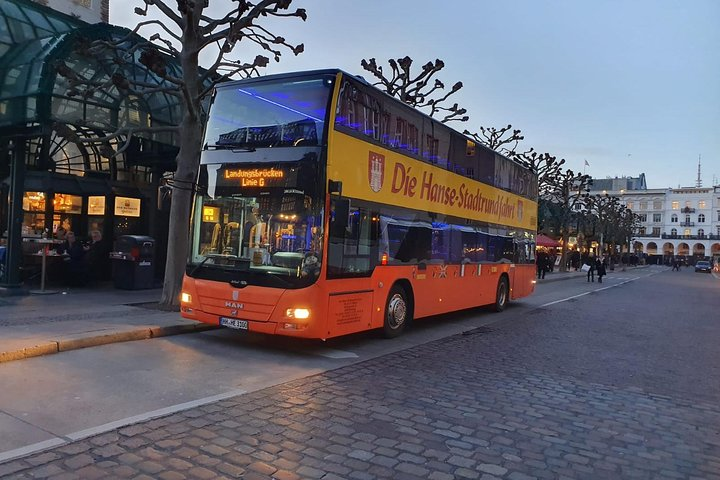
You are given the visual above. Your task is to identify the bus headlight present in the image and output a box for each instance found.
[181,292,192,303]
[286,308,310,319]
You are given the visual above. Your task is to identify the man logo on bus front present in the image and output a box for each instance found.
[368,152,385,193]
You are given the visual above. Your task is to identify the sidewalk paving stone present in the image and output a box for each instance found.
[0,285,216,363]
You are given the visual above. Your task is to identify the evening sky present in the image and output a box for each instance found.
[110,0,720,189]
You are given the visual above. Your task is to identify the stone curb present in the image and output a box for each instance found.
[0,323,217,364]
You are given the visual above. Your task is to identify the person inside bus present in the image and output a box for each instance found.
[248,212,271,264]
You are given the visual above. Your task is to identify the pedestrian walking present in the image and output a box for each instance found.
[584,259,595,282]
[596,259,606,283]
[536,254,547,279]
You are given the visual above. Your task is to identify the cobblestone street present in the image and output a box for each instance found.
[2,304,719,480]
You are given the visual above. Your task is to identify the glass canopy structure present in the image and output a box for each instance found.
[0,0,184,289]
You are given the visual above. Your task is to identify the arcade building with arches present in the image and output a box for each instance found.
[1,0,183,289]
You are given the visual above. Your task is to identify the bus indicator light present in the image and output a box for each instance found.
[181,292,192,303]
[381,253,388,265]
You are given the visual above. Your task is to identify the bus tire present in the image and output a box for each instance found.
[383,284,410,338]
[493,276,509,312]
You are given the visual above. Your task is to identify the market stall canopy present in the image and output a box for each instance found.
[536,234,560,247]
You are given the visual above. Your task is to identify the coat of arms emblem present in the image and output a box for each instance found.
[368,152,385,193]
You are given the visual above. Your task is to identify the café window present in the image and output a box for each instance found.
[53,193,82,214]
[88,196,106,215]
[114,197,143,236]
[23,192,45,212]
[114,197,141,217]
[22,192,46,237]
[87,196,107,237]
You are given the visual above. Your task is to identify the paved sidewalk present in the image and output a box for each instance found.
[0,284,215,363]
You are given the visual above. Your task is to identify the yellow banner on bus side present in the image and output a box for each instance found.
[327,132,538,231]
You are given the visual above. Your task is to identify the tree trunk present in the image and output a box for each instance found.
[559,229,569,272]
[158,115,202,308]
[159,32,202,309]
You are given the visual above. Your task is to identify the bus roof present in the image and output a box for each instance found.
[213,69,530,172]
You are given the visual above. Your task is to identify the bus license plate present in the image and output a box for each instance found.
[220,317,248,330]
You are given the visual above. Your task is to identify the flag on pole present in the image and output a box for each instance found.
[584,159,590,167]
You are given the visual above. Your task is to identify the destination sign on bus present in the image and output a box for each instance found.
[224,167,285,187]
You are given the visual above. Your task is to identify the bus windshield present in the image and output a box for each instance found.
[204,76,334,150]
[187,159,324,289]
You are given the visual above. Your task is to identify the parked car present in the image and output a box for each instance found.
[694,260,712,273]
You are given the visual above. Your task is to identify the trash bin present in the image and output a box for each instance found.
[110,235,155,289]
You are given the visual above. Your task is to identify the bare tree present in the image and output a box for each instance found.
[544,169,592,272]
[463,125,524,157]
[514,149,566,197]
[56,0,306,308]
[360,57,469,123]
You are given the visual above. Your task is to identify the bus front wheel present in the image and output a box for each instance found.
[493,277,509,312]
[383,285,410,338]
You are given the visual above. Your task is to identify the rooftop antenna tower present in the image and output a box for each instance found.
[696,154,702,187]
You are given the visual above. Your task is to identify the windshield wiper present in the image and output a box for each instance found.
[188,255,215,276]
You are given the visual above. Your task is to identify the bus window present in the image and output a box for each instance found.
[487,234,514,262]
[327,201,379,278]
[379,216,432,264]
[431,222,450,262]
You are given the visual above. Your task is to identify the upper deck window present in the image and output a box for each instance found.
[204,76,334,150]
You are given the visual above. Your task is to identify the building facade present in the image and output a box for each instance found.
[31,0,108,23]
[597,185,720,264]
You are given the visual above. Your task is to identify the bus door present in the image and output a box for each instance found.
[325,199,378,337]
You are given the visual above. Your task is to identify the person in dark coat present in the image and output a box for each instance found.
[537,254,547,279]
[596,259,607,283]
[85,230,111,282]
[60,231,87,286]
[586,258,595,282]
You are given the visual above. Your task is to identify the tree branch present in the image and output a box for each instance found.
[361,56,468,124]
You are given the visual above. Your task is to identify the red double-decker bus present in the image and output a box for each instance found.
[180,69,538,339]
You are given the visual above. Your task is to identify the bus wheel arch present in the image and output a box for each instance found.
[492,274,510,312]
[382,280,414,338]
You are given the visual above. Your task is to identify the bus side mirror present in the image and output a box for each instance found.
[328,180,343,195]
[331,198,350,237]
